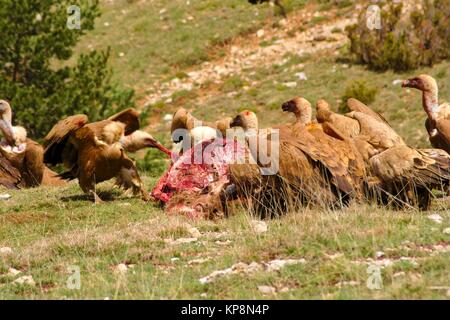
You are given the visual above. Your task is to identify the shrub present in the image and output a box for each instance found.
[339,80,378,113]
[0,0,134,138]
[346,0,450,71]
[136,148,170,177]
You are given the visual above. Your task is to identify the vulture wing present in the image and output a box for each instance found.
[347,111,405,151]
[370,146,450,189]
[0,156,21,189]
[435,118,450,153]
[347,98,390,126]
[282,124,356,195]
[44,114,88,166]
[22,139,45,187]
[108,108,140,135]
[316,108,361,139]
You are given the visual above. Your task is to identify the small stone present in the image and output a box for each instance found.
[393,271,405,278]
[118,52,125,57]
[13,275,35,286]
[295,72,308,81]
[200,293,207,298]
[188,227,201,238]
[443,228,450,234]
[171,257,180,262]
[114,263,128,274]
[258,285,276,294]
[392,79,403,85]
[0,194,12,200]
[7,268,21,276]
[215,240,232,246]
[283,81,297,88]
[103,22,110,27]
[251,220,267,234]
[256,29,265,38]
[188,258,210,265]
[163,114,173,122]
[0,247,13,255]
[375,251,385,258]
[427,214,443,224]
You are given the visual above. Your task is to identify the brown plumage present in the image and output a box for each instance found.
[0,101,46,188]
[171,107,231,142]
[228,109,363,215]
[316,99,361,139]
[44,109,170,203]
[0,156,21,189]
[346,98,389,125]
[402,74,450,153]
[281,98,366,197]
[370,146,450,210]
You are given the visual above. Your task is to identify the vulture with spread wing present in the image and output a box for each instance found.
[44,108,171,203]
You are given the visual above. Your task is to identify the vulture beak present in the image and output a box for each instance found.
[0,118,15,145]
[146,136,173,157]
[281,100,296,112]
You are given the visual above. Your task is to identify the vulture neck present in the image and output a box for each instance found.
[293,108,312,126]
[422,87,439,121]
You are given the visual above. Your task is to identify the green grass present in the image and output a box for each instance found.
[0,180,448,299]
[2,0,449,299]
[72,0,306,94]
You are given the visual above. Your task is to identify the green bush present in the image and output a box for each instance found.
[0,0,134,138]
[136,148,170,178]
[346,0,450,71]
[339,80,378,113]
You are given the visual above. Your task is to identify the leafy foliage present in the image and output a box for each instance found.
[339,80,378,113]
[346,0,450,71]
[0,0,134,138]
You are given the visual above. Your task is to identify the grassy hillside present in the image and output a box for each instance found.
[0,0,449,299]
[0,181,448,299]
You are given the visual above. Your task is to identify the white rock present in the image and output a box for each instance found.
[392,79,403,85]
[163,114,173,122]
[393,271,405,278]
[188,258,210,265]
[251,220,267,234]
[200,293,207,298]
[165,237,198,245]
[0,247,13,255]
[0,194,12,200]
[159,8,167,14]
[103,22,110,27]
[258,285,276,294]
[114,263,128,274]
[443,228,450,234]
[256,29,265,38]
[171,257,180,262]
[295,72,308,80]
[427,214,443,224]
[118,52,125,57]
[188,227,201,238]
[13,275,35,286]
[265,259,306,272]
[375,251,385,258]
[7,268,21,276]
[283,81,297,88]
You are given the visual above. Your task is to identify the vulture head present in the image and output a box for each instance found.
[123,130,172,156]
[282,97,312,125]
[230,110,259,131]
[0,125,27,162]
[0,100,16,145]
[402,74,437,93]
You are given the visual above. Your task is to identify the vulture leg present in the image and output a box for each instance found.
[116,157,150,202]
[78,172,104,204]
